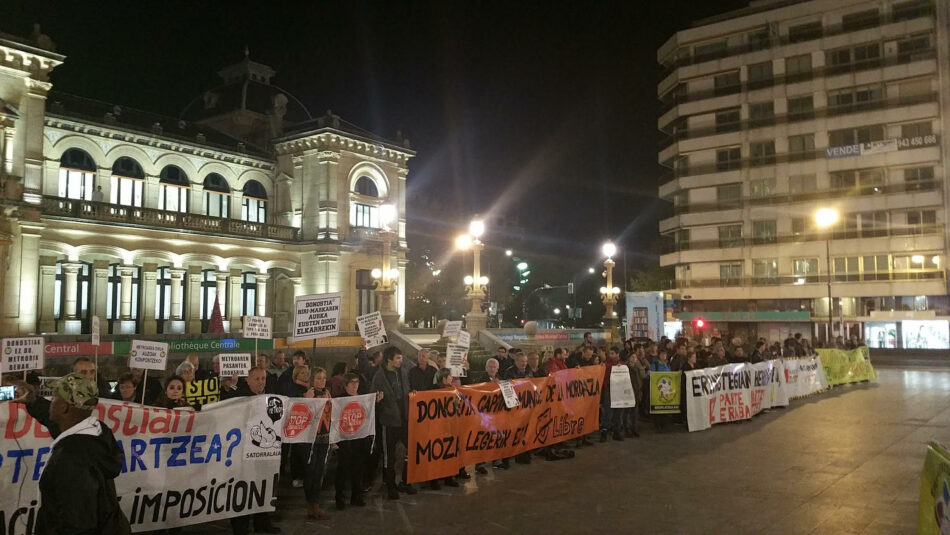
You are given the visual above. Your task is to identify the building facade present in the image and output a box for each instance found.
[0,32,411,337]
[657,0,949,345]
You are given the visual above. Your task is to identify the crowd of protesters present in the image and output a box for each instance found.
[0,328,866,534]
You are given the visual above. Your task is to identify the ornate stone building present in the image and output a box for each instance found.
[0,32,411,337]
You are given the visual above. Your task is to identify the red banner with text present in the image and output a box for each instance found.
[407,365,603,483]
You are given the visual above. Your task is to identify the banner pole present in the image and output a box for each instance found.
[141,370,148,404]
[95,345,99,383]
[312,338,316,361]
[255,338,258,362]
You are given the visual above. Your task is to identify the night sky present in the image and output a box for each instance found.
[5,0,748,274]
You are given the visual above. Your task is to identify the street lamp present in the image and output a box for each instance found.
[600,241,620,341]
[457,216,488,334]
[371,204,400,329]
[815,208,839,345]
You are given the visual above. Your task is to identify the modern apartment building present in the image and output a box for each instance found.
[657,0,949,347]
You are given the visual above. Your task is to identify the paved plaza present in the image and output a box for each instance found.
[188,367,946,534]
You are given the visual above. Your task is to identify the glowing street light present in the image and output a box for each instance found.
[372,204,399,328]
[815,208,839,344]
[600,241,620,341]
[588,267,595,274]
[458,215,488,334]
[505,249,513,256]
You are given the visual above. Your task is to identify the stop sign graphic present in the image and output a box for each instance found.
[283,403,313,439]
[340,401,366,436]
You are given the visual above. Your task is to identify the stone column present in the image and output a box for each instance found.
[170,269,186,320]
[228,269,243,319]
[144,174,160,209]
[17,222,44,334]
[216,271,229,318]
[256,272,269,317]
[91,260,109,324]
[141,263,157,334]
[186,267,202,333]
[2,127,14,177]
[63,262,82,319]
[231,192,244,222]
[37,257,56,333]
[119,266,135,320]
[98,167,113,205]
[42,159,60,197]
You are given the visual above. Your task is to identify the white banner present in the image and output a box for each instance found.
[292,293,342,342]
[129,340,168,371]
[685,360,789,432]
[218,353,252,376]
[609,365,637,408]
[356,311,388,348]
[1,337,45,373]
[276,397,330,445]
[783,357,828,399]
[329,394,377,443]
[242,316,273,339]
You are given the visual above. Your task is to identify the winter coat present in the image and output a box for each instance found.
[627,360,646,401]
[372,366,407,428]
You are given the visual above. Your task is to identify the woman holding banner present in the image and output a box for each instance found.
[285,365,313,488]
[303,367,333,520]
[334,372,378,509]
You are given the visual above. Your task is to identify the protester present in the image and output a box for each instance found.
[372,346,415,499]
[329,361,348,397]
[567,346,595,369]
[648,349,672,433]
[706,345,729,368]
[255,354,279,393]
[186,353,210,381]
[176,360,196,383]
[3,375,60,436]
[485,358,501,382]
[624,349,645,438]
[35,373,131,535]
[72,356,112,398]
[728,346,749,364]
[527,351,544,377]
[750,341,767,364]
[409,349,436,391]
[428,368,462,488]
[113,373,137,402]
[154,376,190,409]
[283,364,313,488]
[496,346,513,374]
[268,351,289,376]
[544,347,568,375]
[303,367,332,520]
[334,372,378,509]
[600,346,624,442]
[277,351,309,393]
[131,367,162,405]
[503,352,531,380]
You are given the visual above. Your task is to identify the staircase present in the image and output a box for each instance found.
[423,339,493,370]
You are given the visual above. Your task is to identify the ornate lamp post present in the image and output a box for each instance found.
[815,208,839,346]
[599,241,621,341]
[457,217,489,335]
[371,204,400,330]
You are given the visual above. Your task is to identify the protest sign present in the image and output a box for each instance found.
[279,397,330,444]
[457,330,471,348]
[917,440,950,534]
[129,340,169,371]
[218,353,252,376]
[609,365,636,408]
[243,316,273,339]
[329,394,377,443]
[446,344,467,377]
[649,372,681,414]
[684,361,789,432]
[183,378,220,407]
[407,365,603,483]
[816,346,877,386]
[443,320,462,338]
[783,357,828,399]
[292,293,342,342]
[356,311,389,348]
[1,337,45,373]
[91,315,101,346]
[498,380,520,408]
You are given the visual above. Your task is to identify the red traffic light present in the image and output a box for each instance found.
[695,318,705,329]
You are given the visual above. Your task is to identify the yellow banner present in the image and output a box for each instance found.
[815,346,877,386]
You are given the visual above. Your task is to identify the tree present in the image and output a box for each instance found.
[627,265,674,292]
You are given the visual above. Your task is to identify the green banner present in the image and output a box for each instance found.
[112,338,274,355]
[917,441,950,534]
[815,346,877,386]
[649,371,681,414]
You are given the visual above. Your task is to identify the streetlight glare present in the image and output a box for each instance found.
[469,219,485,238]
[815,208,839,228]
[371,268,382,279]
[588,267,595,274]
[380,204,397,227]
[455,234,472,250]
[516,262,529,271]
[464,275,474,285]
[602,241,617,259]
[554,308,561,315]
[505,249,513,256]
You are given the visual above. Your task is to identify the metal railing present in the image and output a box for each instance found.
[41,197,300,241]
[663,270,945,290]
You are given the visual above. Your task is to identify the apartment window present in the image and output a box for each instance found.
[716,184,742,208]
[862,255,890,281]
[110,157,145,208]
[753,259,778,285]
[674,155,689,175]
[788,174,817,194]
[788,21,822,43]
[894,254,940,280]
[752,220,777,244]
[857,168,885,193]
[841,9,879,31]
[902,121,932,139]
[747,61,773,88]
[788,134,815,161]
[830,170,856,190]
[714,71,740,96]
[203,173,230,218]
[749,177,775,199]
[749,102,774,127]
[829,86,883,112]
[827,47,852,66]
[833,213,858,239]
[352,203,378,228]
[853,43,881,63]
[158,166,189,213]
[695,40,727,60]
[785,54,812,80]
[715,108,741,133]
[787,95,814,120]
[859,211,887,238]
[719,263,743,287]
[749,141,775,166]
[672,190,688,210]
[893,1,932,23]
[241,180,268,223]
[897,35,931,62]
[58,149,96,201]
[793,258,819,283]
[904,167,934,191]
[905,210,936,235]
[718,224,743,248]
[791,218,807,237]
[716,147,742,171]
[833,256,860,282]
[829,125,884,146]
[674,229,690,250]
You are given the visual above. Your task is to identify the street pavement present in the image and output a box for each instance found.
[186,367,947,534]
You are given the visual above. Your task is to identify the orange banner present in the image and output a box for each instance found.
[407,365,603,483]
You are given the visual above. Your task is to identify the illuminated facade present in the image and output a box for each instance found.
[657,0,949,344]
[0,32,411,336]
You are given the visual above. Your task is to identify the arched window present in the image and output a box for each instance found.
[354,176,379,197]
[242,180,267,223]
[110,157,144,207]
[158,165,190,213]
[203,173,230,218]
[58,149,96,200]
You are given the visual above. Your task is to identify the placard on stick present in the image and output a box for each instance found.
[129,340,169,371]
[1,337,45,373]
[443,321,462,338]
[446,343,467,377]
[218,353,252,376]
[243,316,273,339]
[456,330,470,348]
[91,316,101,346]
[498,380,520,409]
[293,293,342,342]
[356,311,389,348]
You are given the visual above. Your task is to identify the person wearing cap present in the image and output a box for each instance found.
[36,372,131,535]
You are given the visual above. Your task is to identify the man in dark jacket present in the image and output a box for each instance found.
[277,350,309,394]
[408,349,436,391]
[566,346,595,368]
[73,357,113,398]
[372,346,416,499]
[495,346,514,376]
[37,373,130,535]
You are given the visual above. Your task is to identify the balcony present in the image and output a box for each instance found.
[41,197,300,241]
[664,270,945,290]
